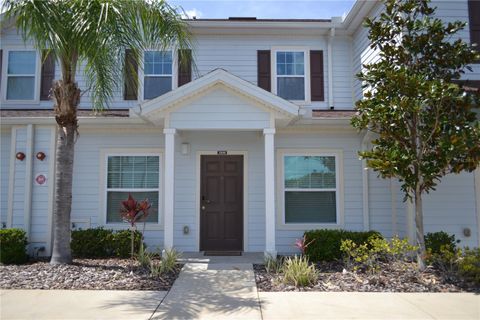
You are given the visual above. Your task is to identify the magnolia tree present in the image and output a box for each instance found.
[352,0,480,269]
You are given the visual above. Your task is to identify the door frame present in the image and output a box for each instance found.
[195,151,248,252]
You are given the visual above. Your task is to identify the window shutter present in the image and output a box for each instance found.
[178,49,192,87]
[40,51,55,101]
[469,0,480,54]
[310,50,324,101]
[124,49,138,100]
[257,50,271,91]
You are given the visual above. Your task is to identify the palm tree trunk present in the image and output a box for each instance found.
[414,186,426,271]
[50,123,76,264]
[50,80,80,265]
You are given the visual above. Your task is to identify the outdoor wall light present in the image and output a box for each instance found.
[181,143,190,156]
[36,152,46,161]
[15,152,25,161]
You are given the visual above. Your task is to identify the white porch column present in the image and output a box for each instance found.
[163,128,176,252]
[264,128,276,257]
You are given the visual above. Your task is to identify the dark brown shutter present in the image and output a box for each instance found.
[40,51,55,101]
[178,49,192,87]
[124,49,138,100]
[469,0,480,54]
[257,50,271,91]
[310,50,324,101]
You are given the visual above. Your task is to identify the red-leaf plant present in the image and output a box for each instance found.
[295,235,315,256]
[120,194,151,258]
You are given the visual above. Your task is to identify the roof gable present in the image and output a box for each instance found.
[132,68,300,127]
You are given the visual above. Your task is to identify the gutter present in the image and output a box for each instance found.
[0,117,147,126]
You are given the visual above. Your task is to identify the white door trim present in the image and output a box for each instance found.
[195,151,249,252]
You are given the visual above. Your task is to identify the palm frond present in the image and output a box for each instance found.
[3,0,193,111]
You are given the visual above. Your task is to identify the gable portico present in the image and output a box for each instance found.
[133,69,299,256]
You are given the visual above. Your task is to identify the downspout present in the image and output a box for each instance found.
[361,130,372,231]
[390,178,398,236]
[24,124,34,242]
[475,167,480,247]
[327,27,335,109]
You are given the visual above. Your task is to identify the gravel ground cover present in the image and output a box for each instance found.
[254,261,479,292]
[0,258,181,290]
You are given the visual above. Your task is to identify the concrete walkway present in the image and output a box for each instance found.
[1,262,479,320]
[152,263,262,320]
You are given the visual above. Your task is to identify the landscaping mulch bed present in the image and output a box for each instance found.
[254,261,479,292]
[0,258,182,290]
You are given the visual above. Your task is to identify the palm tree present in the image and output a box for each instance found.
[4,0,192,264]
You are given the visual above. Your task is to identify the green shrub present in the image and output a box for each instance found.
[458,247,480,285]
[71,228,114,258]
[425,231,459,255]
[0,228,28,264]
[341,236,417,274]
[71,228,143,258]
[112,230,142,258]
[282,255,318,287]
[424,231,460,272]
[304,229,382,262]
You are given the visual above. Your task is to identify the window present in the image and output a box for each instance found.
[106,155,160,223]
[6,51,37,100]
[279,151,342,226]
[276,51,305,100]
[143,51,172,99]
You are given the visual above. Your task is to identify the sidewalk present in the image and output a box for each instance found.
[259,292,480,320]
[1,262,479,320]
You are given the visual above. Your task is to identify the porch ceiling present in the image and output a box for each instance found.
[130,68,300,129]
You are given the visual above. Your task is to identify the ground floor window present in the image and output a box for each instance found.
[279,150,341,225]
[105,155,160,223]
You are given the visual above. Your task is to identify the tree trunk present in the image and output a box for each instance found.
[414,186,426,270]
[50,80,80,265]
[50,123,76,264]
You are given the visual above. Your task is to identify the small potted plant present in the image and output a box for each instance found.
[120,194,151,258]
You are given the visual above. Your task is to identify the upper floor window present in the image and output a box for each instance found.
[276,51,305,100]
[6,51,36,100]
[144,51,172,99]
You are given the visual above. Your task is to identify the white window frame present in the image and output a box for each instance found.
[100,148,164,230]
[271,47,311,105]
[138,49,177,102]
[276,149,344,230]
[1,48,41,104]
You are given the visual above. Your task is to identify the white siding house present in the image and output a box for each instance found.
[0,0,479,256]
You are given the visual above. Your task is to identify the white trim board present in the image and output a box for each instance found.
[195,151,249,252]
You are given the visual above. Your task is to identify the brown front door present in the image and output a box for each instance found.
[200,155,243,251]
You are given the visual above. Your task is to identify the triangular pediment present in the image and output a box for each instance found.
[131,69,299,128]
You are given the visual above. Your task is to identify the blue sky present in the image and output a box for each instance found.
[170,0,356,19]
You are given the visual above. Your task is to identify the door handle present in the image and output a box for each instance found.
[201,205,206,210]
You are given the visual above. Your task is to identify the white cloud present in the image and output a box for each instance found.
[182,8,203,19]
